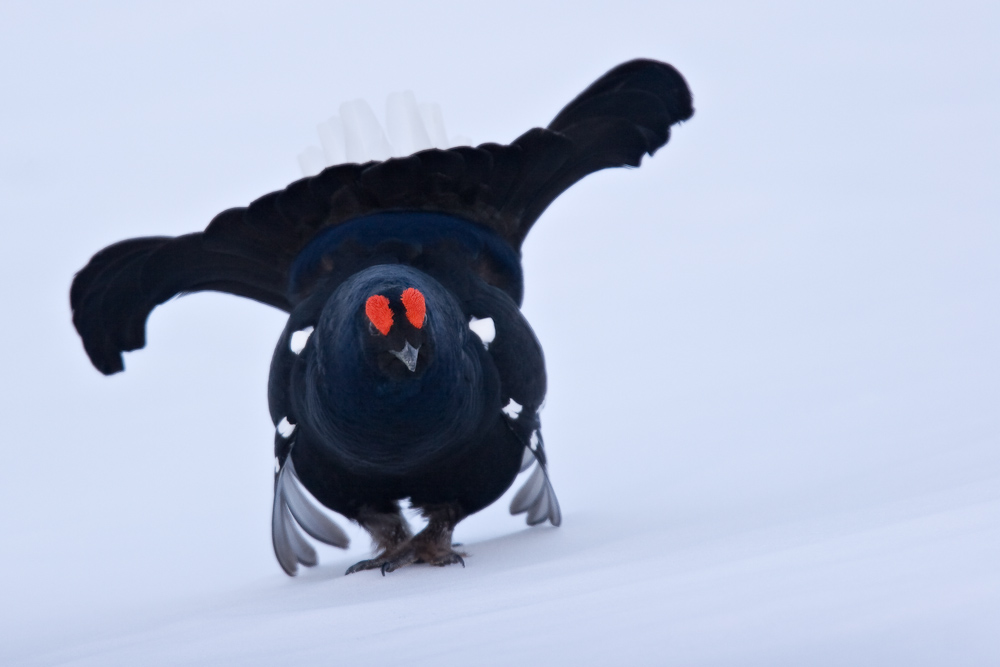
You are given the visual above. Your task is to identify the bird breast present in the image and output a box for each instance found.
[298,265,495,474]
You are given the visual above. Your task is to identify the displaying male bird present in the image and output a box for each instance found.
[70,59,693,576]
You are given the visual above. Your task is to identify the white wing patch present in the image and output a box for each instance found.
[469,316,496,348]
[289,327,314,355]
[502,398,522,419]
[277,417,296,438]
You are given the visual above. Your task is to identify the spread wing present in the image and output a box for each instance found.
[69,229,292,374]
[71,59,693,375]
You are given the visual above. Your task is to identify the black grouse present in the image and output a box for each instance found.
[70,59,693,576]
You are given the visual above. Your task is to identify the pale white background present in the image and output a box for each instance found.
[1,2,997,664]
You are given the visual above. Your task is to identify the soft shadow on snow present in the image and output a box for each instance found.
[20,480,1000,666]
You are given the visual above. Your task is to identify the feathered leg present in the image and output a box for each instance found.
[346,503,466,575]
[345,504,412,575]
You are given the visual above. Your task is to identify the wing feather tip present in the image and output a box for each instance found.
[510,463,562,527]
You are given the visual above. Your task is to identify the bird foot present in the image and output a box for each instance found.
[345,533,466,576]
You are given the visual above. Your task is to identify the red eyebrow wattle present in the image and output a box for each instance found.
[401,287,425,328]
[365,295,393,335]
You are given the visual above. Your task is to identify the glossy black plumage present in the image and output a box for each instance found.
[71,59,693,575]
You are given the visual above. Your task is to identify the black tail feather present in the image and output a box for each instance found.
[70,59,692,374]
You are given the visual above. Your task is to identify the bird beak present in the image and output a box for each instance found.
[390,341,420,372]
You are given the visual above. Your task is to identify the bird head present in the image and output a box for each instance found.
[362,286,433,377]
[304,264,487,470]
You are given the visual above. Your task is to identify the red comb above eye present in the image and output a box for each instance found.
[401,287,425,328]
[365,295,393,335]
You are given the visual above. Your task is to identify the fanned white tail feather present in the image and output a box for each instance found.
[299,93,466,176]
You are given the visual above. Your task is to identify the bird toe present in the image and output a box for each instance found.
[345,558,388,575]
[430,551,465,568]
[379,548,419,575]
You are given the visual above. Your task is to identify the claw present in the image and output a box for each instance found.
[345,558,383,575]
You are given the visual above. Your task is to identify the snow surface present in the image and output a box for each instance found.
[1,1,998,665]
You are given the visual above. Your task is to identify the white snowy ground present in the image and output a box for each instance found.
[1,2,997,665]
